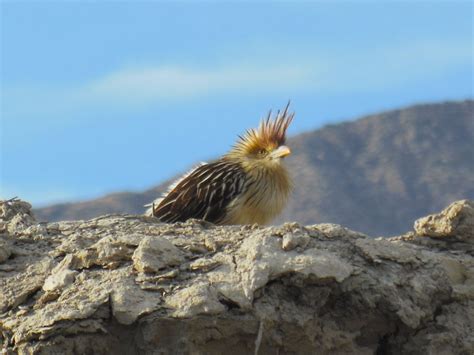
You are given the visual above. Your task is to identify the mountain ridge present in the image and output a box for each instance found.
[34,99,474,235]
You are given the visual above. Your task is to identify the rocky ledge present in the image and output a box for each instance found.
[0,199,473,354]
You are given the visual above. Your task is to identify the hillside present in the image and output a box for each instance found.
[34,100,474,236]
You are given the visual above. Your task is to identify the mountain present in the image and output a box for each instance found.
[34,100,474,236]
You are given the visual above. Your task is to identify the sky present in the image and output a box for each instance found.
[1,1,472,207]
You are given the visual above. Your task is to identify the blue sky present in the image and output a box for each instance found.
[1,1,472,207]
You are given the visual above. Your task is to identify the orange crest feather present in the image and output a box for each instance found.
[229,103,294,156]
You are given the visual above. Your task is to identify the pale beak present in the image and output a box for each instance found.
[271,145,291,159]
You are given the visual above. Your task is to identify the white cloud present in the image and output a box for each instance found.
[82,64,317,103]
[2,39,471,116]
[79,39,473,102]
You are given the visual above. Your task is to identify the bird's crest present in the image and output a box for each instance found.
[229,102,294,156]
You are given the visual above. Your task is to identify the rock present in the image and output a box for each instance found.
[0,237,12,263]
[42,255,78,292]
[414,199,474,242]
[281,231,310,251]
[0,198,36,235]
[0,257,54,313]
[165,282,226,318]
[132,235,185,273]
[0,199,473,354]
[110,274,162,325]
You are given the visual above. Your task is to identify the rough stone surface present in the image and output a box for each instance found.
[414,199,474,242]
[0,239,11,264]
[132,235,184,273]
[0,199,473,354]
[0,199,36,236]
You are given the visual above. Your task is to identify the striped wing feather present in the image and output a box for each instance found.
[152,160,248,224]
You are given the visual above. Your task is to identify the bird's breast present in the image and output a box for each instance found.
[223,164,291,225]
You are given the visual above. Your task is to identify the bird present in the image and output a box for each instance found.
[145,103,294,225]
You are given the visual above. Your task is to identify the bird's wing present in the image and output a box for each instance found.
[151,160,248,224]
[144,162,207,212]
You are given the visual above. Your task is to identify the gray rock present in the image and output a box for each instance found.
[165,281,226,318]
[0,198,473,355]
[0,237,11,264]
[132,235,184,273]
[0,198,36,236]
[42,255,78,292]
[414,199,474,242]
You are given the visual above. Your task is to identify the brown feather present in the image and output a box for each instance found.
[227,102,294,158]
[148,160,249,224]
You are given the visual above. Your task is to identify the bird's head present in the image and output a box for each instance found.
[227,103,294,165]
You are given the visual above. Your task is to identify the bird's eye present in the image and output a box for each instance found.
[258,149,267,155]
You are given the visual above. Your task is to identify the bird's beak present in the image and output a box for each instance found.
[271,145,291,159]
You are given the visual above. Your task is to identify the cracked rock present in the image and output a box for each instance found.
[0,199,472,355]
[132,235,184,273]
